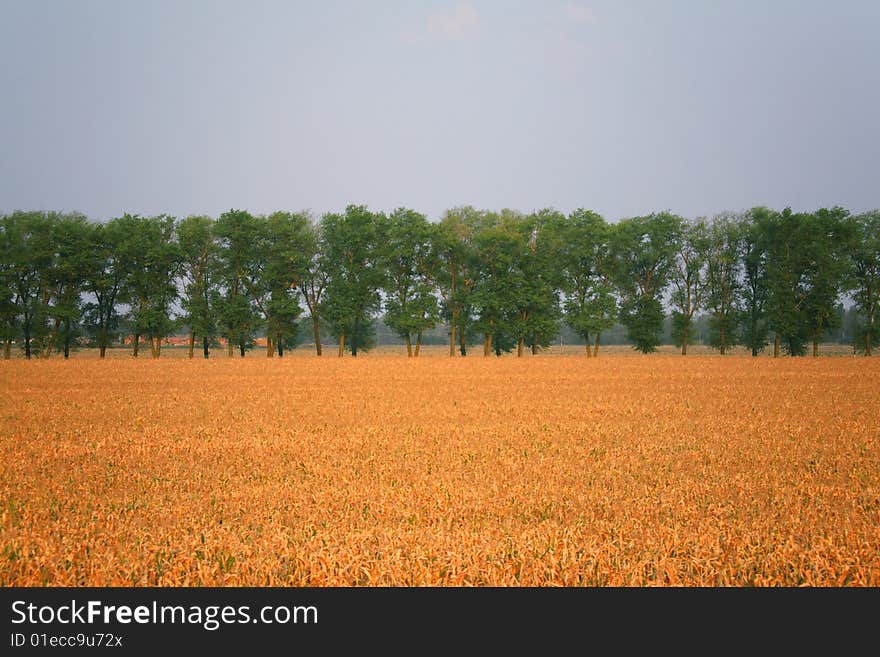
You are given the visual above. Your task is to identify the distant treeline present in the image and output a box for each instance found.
[1,206,878,359]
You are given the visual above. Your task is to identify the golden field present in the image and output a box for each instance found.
[1,352,878,586]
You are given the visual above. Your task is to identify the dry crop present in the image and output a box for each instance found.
[1,354,878,585]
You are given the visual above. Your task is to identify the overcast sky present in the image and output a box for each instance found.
[1,0,878,223]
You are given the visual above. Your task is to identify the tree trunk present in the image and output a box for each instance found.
[459,328,467,356]
[3,338,10,360]
[813,337,819,358]
[227,335,234,357]
[585,336,592,357]
[593,332,600,357]
[278,335,284,358]
[773,333,780,358]
[24,324,31,359]
[133,333,140,357]
[483,334,491,357]
[405,334,412,357]
[239,342,246,357]
[751,319,758,356]
[352,317,359,357]
[312,316,322,356]
[415,332,421,357]
[517,338,524,357]
[267,334,275,358]
[531,339,537,356]
[449,314,456,357]
[681,325,688,355]
[63,318,71,359]
[203,336,209,359]
[338,333,345,357]
[188,331,195,359]
[42,319,60,358]
[100,344,106,359]
[719,325,726,355]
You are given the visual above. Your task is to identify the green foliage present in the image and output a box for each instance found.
[849,210,880,354]
[610,212,684,353]
[434,207,479,351]
[669,219,709,351]
[320,205,386,356]
[114,214,181,353]
[509,209,563,352]
[619,295,666,353]
[2,212,52,357]
[803,208,854,350]
[215,209,261,355]
[296,217,326,353]
[381,208,440,349]
[254,211,310,353]
[470,210,522,350]
[0,216,15,347]
[739,208,771,356]
[177,215,218,352]
[558,209,616,346]
[0,211,92,358]
[43,213,93,356]
[760,207,854,355]
[2,203,878,360]
[82,219,127,353]
[705,212,742,353]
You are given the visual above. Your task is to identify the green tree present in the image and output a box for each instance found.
[850,210,880,355]
[739,208,771,356]
[434,207,479,356]
[43,213,92,359]
[670,219,709,355]
[509,209,563,356]
[3,212,53,359]
[610,212,684,353]
[760,208,810,355]
[802,207,854,356]
[178,215,218,358]
[116,214,180,358]
[3,211,90,359]
[0,215,16,358]
[320,205,386,356]
[253,211,310,357]
[215,209,261,357]
[761,208,852,356]
[297,217,327,356]
[82,219,127,358]
[471,210,521,356]
[381,208,440,357]
[559,209,616,356]
[704,212,742,354]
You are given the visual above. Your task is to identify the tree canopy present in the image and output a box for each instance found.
[1,204,877,359]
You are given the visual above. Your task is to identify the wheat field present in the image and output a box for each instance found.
[1,353,878,585]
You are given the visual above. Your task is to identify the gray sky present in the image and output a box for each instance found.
[1,0,878,222]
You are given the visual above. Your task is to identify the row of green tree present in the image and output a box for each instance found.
[1,205,878,359]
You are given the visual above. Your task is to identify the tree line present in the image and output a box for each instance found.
[1,205,878,359]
